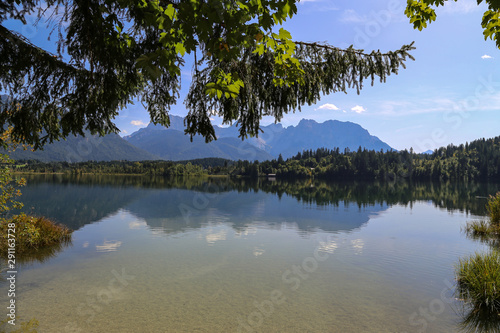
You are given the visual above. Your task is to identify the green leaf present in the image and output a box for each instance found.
[253,43,265,55]
[165,4,176,20]
[278,28,292,40]
[157,16,165,30]
[282,3,291,17]
[136,54,150,66]
[237,1,249,10]
[175,42,186,56]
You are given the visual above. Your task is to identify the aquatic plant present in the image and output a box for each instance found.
[0,214,72,258]
[463,193,500,245]
[456,251,500,312]
[464,220,500,238]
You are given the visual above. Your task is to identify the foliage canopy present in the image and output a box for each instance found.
[0,0,416,148]
[405,0,500,47]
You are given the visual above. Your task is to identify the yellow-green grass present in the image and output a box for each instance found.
[0,214,72,259]
[456,251,500,312]
[463,220,500,238]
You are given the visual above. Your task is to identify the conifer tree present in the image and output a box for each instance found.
[0,0,417,148]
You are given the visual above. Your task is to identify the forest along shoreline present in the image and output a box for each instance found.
[8,135,500,183]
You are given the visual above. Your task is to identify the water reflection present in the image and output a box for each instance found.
[19,179,144,230]
[0,238,72,271]
[6,175,498,332]
[95,240,122,252]
[19,176,499,237]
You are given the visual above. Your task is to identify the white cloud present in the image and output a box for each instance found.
[253,247,265,257]
[375,91,500,117]
[318,240,338,254]
[340,9,367,23]
[206,230,227,245]
[442,0,480,14]
[351,105,366,113]
[296,0,338,12]
[482,54,493,59]
[316,103,340,111]
[129,221,146,229]
[351,239,364,255]
[377,97,465,116]
[131,120,148,126]
[395,125,424,133]
[95,240,122,252]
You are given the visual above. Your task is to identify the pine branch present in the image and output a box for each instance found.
[0,25,77,73]
[294,41,416,58]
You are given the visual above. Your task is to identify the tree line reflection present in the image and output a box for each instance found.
[19,175,498,232]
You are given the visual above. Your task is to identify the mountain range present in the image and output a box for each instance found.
[2,111,393,162]
[125,116,392,160]
[124,121,273,161]
[235,118,391,158]
[4,132,159,162]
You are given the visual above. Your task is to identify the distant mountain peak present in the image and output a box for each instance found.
[265,123,284,130]
[297,119,318,126]
[124,117,394,161]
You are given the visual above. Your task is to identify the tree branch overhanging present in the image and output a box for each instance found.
[1,0,417,150]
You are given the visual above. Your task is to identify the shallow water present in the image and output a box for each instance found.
[1,177,498,332]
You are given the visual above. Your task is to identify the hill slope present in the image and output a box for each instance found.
[5,133,160,162]
[125,126,273,161]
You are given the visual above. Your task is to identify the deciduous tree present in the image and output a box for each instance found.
[405,0,500,47]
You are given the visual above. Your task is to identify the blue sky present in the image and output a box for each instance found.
[5,0,500,152]
[264,0,500,152]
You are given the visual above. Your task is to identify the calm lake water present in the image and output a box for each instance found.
[1,176,499,332]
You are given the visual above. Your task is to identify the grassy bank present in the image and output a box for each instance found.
[0,214,72,259]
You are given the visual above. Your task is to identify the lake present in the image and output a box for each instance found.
[1,176,499,332]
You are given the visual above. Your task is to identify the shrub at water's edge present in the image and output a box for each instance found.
[0,145,73,264]
[0,214,72,259]
[456,251,500,312]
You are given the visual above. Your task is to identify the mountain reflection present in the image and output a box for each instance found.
[125,187,385,234]
[19,175,499,235]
